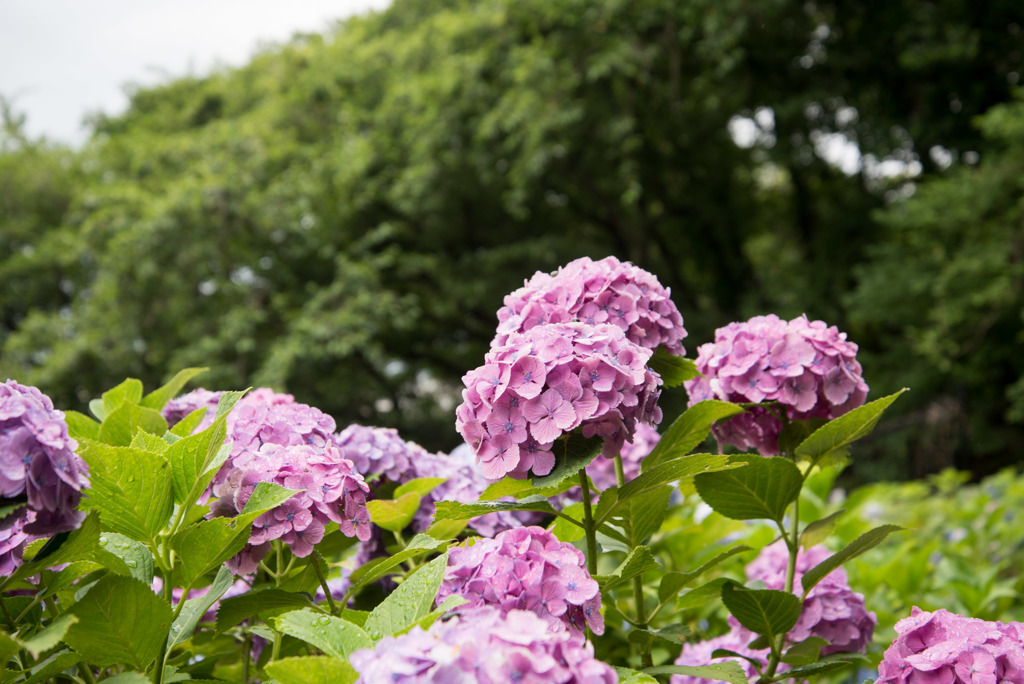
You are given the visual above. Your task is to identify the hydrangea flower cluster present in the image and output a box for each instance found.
[671,631,775,684]
[0,380,89,537]
[457,322,662,480]
[494,255,687,356]
[684,314,869,455]
[875,607,1024,684]
[0,509,33,575]
[187,389,371,574]
[162,387,222,432]
[436,526,603,637]
[350,606,617,684]
[333,423,423,483]
[672,540,874,683]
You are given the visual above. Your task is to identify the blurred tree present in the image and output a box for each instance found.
[0,0,1020,464]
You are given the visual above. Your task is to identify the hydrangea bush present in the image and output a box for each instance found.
[1,256,983,684]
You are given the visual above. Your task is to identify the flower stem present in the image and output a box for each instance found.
[615,453,653,669]
[578,469,598,576]
[311,551,338,616]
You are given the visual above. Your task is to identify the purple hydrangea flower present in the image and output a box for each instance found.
[161,387,223,432]
[0,509,33,575]
[350,606,617,684]
[0,380,89,539]
[204,390,371,574]
[495,256,687,357]
[684,314,869,455]
[671,630,775,684]
[743,540,875,655]
[436,526,604,637]
[875,608,1024,684]
[334,424,423,483]
[457,322,662,480]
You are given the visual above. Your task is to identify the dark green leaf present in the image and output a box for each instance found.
[801,525,903,595]
[274,609,374,659]
[22,651,84,684]
[264,656,358,684]
[10,512,101,584]
[629,484,673,543]
[643,401,746,471]
[433,496,556,521]
[773,661,852,680]
[18,614,78,658]
[530,433,603,488]
[141,367,207,411]
[795,390,907,464]
[600,546,661,592]
[347,534,445,593]
[216,588,319,633]
[780,636,829,666]
[169,565,234,649]
[649,349,701,387]
[620,453,737,502]
[364,552,449,638]
[644,662,748,684]
[676,578,731,611]
[658,545,753,603]
[480,476,573,501]
[721,582,801,640]
[548,502,585,542]
[694,455,802,522]
[65,575,171,670]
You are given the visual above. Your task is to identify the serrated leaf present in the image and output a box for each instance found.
[95,673,150,684]
[644,662,748,684]
[274,609,374,659]
[130,429,170,455]
[778,418,828,456]
[649,348,701,387]
[78,441,173,543]
[169,406,207,438]
[65,575,171,670]
[64,410,100,442]
[530,433,604,488]
[548,502,585,542]
[615,667,659,684]
[216,587,319,633]
[800,510,846,549]
[97,402,168,446]
[694,455,802,522]
[795,390,907,464]
[241,481,300,516]
[347,534,445,593]
[394,477,447,499]
[408,595,469,633]
[658,545,753,603]
[711,648,766,670]
[8,512,101,585]
[141,367,207,411]
[97,532,154,584]
[166,390,245,507]
[643,401,746,471]
[628,628,656,651]
[620,453,738,502]
[366,492,421,533]
[101,378,144,417]
[264,656,358,684]
[630,484,673,542]
[721,582,802,640]
[600,546,660,592]
[423,517,468,540]
[364,552,449,638]
[781,636,830,666]
[433,497,556,521]
[19,614,78,658]
[0,499,26,522]
[169,565,234,649]
[21,651,83,684]
[775,660,852,679]
[801,525,903,595]
[480,476,573,501]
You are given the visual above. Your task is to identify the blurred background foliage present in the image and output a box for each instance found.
[1,0,1022,483]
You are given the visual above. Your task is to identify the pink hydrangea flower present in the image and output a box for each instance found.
[875,608,1024,684]
[437,526,604,637]
[495,256,687,356]
[350,606,617,684]
[457,322,662,480]
[671,630,776,684]
[684,314,869,455]
[0,380,89,541]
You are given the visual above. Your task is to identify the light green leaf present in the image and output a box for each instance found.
[130,429,169,455]
[264,656,358,684]
[364,552,449,638]
[648,349,701,387]
[694,455,803,523]
[629,484,673,543]
[394,477,447,499]
[780,636,830,666]
[96,532,154,584]
[615,667,659,684]
[77,441,173,544]
[548,502,585,542]
[95,673,150,684]
[721,582,801,640]
[347,534,445,593]
[801,525,903,595]
[168,407,208,438]
[169,565,234,649]
[407,595,469,633]
[658,545,753,603]
[97,402,168,446]
[274,609,374,660]
[599,546,661,592]
[480,476,573,501]
[101,378,144,417]
[643,401,746,471]
[166,390,245,507]
[620,453,737,502]
[64,410,100,442]
[19,614,78,658]
[795,390,907,464]
[424,517,468,540]
[65,575,171,670]
[775,661,852,679]
[433,496,556,521]
[644,662,748,684]
[366,492,421,533]
[530,433,604,488]
[8,512,101,585]
[800,510,846,549]
[141,367,208,411]
[216,588,320,633]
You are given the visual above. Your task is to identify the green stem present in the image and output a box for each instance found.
[615,453,653,669]
[578,469,598,576]
[270,628,283,662]
[311,551,339,616]
[0,593,15,630]
[241,632,253,684]
[79,664,97,684]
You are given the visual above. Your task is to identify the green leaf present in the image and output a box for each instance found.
[778,418,828,457]
[615,667,659,684]
[530,433,604,488]
[423,517,468,540]
[694,455,803,522]
[216,588,320,633]
[65,575,172,670]
[620,453,738,502]
[676,577,732,611]
[643,401,746,471]
[241,481,299,516]
[166,390,245,507]
[130,429,170,455]
[433,496,556,521]
[97,532,154,584]
[274,609,374,660]
[800,510,846,549]
[77,441,173,544]
[364,552,449,638]
[347,534,446,593]
[407,595,469,633]
[101,378,144,417]
[801,524,903,595]
[795,389,907,464]
[629,484,673,543]
[88,398,105,421]
[20,614,78,658]
[141,367,207,411]
[721,582,801,640]
[64,410,100,442]
[21,651,83,684]
[648,348,701,387]
[0,500,26,523]
[366,492,421,533]
[394,477,447,499]
[169,565,234,649]
[98,402,168,446]
[548,502,585,542]
[780,636,829,666]
[599,546,661,592]
[264,656,358,684]
[94,673,150,684]
[774,660,852,679]
[480,476,573,501]
[168,407,207,438]
[9,512,101,584]
[644,662,748,684]
[658,545,753,603]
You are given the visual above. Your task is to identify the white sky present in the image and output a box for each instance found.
[0,0,390,146]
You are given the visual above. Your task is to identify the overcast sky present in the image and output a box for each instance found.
[0,0,390,146]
